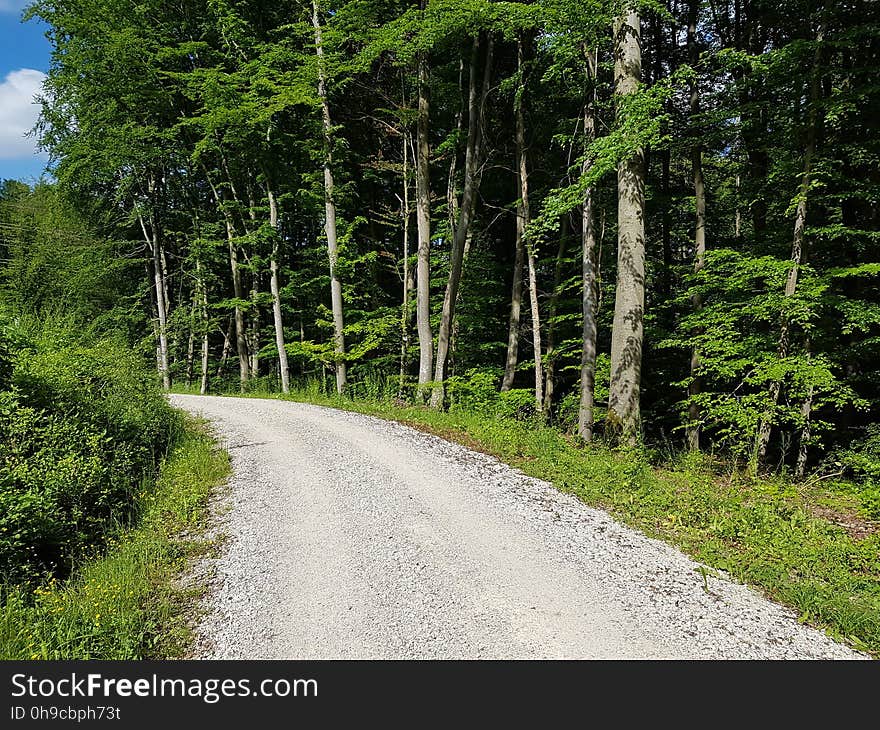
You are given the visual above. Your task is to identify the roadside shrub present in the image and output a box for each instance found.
[0,330,14,388]
[446,368,500,413]
[0,421,229,659]
[497,388,538,421]
[444,370,548,423]
[556,391,580,432]
[345,367,395,402]
[0,325,177,584]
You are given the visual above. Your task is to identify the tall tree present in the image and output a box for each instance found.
[607,5,646,443]
[754,25,825,467]
[267,183,291,394]
[578,46,600,442]
[516,34,544,412]
[501,215,526,391]
[430,33,493,407]
[686,0,706,451]
[398,129,414,397]
[312,0,347,394]
[415,34,434,400]
[137,178,171,391]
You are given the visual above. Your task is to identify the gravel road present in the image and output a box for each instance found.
[170,394,864,660]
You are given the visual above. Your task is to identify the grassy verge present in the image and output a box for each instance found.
[206,386,879,657]
[0,417,229,660]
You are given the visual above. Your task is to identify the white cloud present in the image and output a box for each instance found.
[0,68,46,160]
[0,2,31,15]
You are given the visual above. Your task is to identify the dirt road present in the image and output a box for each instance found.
[171,394,861,659]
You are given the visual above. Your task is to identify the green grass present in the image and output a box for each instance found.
[0,417,230,660]
[205,385,879,657]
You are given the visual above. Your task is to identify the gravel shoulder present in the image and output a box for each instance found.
[170,394,865,660]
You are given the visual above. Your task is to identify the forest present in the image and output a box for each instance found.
[0,0,879,658]
[2,0,875,476]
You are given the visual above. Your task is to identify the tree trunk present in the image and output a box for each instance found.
[250,276,260,378]
[399,131,412,398]
[430,34,493,408]
[687,0,707,451]
[543,216,569,417]
[734,173,742,241]
[449,56,486,371]
[185,302,195,390]
[200,329,209,394]
[144,262,161,378]
[515,35,543,413]
[151,236,171,391]
[200,163,248,389]
[415,49,434,400]
[754,27,824,467]
[312,0,347,395]
[608,7,646,445]
[137,190,171,391]
[501,211,526,391]
[197,260,210,395]
[267,185,290,394]
[445,54,467,374]
[160,241,171,328]
[796,339,814,479]
[446,54,465,241]
[526,247,543,412]
[578,48,600,442]
[228,219,249,391]
[217,314,233,377]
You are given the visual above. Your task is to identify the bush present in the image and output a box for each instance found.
[0,324,177,584]
[497,388,538,421]
[0,421,229,659]
[444,368,540,423]
[446,368,501,413]
[833,426,880,519]
[556,391,581,432]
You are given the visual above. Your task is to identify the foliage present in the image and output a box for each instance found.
[0,316,177,584]
[832,426,880,520]
[0,420,229,659]
[17,0,880,477]
[661,249,868,462]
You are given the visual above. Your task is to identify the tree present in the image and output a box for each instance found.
[312,0,348,394]
[607,5,645,443]
[578,46,600,442]
[430,32,493,408]
[754,25,825,468]
[516,33,544,412]
[686,0,706,451]
[415,33,434,399]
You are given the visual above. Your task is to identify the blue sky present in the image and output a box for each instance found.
[0,1,51,182]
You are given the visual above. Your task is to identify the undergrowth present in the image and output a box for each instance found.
[0,419,229,659]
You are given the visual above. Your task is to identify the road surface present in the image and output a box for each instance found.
[171,394,862,659]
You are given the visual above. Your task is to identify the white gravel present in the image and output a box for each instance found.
[170,394,865,660]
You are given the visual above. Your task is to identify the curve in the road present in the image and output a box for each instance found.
[171,394,863,660]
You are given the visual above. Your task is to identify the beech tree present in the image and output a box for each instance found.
[607,4,645,443]
[312,0,348,394]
